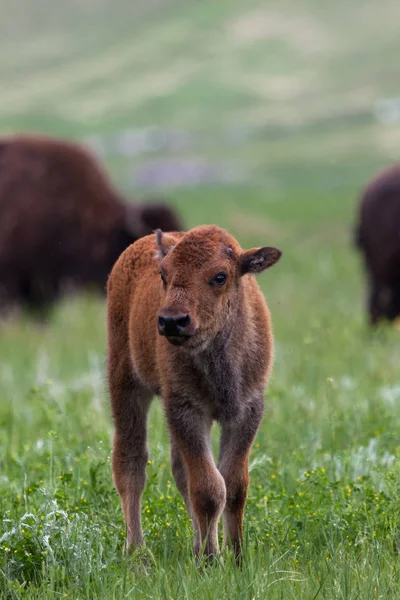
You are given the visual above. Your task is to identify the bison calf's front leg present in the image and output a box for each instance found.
[219,399,264,557]
[189,467,226,558]
[167,401,226,558]
[170,439,201,554]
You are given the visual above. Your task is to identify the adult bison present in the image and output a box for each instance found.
[107,225,282,559]
[0,134,182,315]
[355,164,400,326]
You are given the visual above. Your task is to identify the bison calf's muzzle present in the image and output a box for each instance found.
[107,224,281,561]
[158,312,191,336]
[157,311,195,346]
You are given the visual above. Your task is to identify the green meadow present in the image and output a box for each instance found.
[1,1,400,597]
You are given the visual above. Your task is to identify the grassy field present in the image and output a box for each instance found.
[1,1,400,598]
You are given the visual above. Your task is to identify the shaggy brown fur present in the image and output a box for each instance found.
[0,134,182,315]
[107,224,282,559]
[355,164,400,325]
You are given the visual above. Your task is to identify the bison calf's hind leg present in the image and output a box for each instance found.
[218,399,264,557]
[111,379,153,551]
[167,402,226,558]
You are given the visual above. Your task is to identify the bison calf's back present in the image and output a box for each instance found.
[107,224,282,558]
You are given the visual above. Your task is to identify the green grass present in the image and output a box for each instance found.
[1,0,400,598]
[1,187,400,598]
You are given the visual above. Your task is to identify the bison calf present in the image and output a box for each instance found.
[107,224,281,558]
[355,164,400,325]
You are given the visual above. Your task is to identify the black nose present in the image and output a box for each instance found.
[158,314,191,337]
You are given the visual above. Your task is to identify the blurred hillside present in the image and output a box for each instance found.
[1,0,399,195]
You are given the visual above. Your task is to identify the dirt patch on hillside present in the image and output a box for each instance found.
[229,9,332,54]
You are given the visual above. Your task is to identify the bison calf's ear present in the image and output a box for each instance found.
[155,229,168,258]
[240,247,282,276]
[155,229,176,259]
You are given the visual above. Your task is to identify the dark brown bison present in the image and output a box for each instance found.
[107,225,282,559]
[355,164,400,326]
[0,134,182,315]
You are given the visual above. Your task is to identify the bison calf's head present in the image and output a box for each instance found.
[155,225,281,349]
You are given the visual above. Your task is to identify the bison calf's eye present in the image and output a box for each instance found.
[211,272,227,287]
[160,273,167,288]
